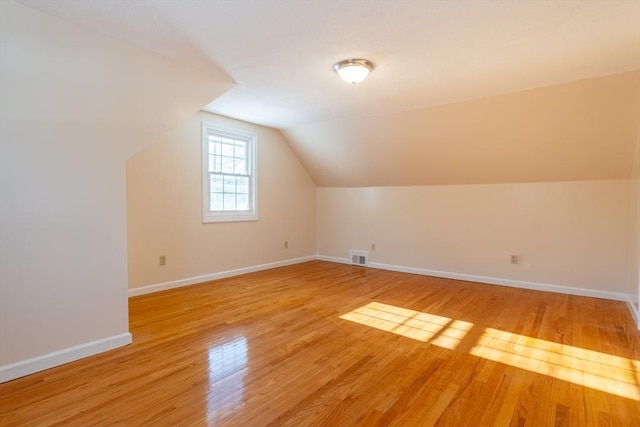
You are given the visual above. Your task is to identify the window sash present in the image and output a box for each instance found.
[209,172,252,212]
[208,136,250,175]
[202,122,258,222]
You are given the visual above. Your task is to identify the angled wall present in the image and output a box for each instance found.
[127,112,317,293]
[313,73,639,305]
[0,1,233,381]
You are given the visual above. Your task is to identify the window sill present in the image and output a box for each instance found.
[203,213,258,223]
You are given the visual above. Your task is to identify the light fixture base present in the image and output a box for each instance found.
[333,58,374,84]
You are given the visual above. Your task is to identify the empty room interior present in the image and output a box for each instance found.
[1,0,639,425]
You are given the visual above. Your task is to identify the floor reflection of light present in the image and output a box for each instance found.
[340,302,640,401]
[339,302,473,349]
[206,336,248,423]
[470,328,640,401]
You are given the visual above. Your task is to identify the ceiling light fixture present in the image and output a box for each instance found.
[333,58,374,84]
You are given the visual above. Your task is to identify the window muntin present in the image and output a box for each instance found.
[202,123,257,222]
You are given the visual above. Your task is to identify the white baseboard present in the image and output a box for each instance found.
[316,255,627,302]
[0,332,132,383]
[128,253,631,318]
[315,255,351,265]
[128,256,316,297]
[626,296,640,329]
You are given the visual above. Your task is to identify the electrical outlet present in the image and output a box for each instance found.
[510,255,518,264]
[284,241,288,249]
[159,255,166,266]
[371,243,376,251]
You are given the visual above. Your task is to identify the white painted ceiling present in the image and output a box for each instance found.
[15,0,640,187]
[18,0,640,130]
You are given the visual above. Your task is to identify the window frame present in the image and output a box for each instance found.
[201,122,258,223]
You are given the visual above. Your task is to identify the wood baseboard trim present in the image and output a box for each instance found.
[0,333,132,383]
[128,256,316,297]
[316,255,627,302]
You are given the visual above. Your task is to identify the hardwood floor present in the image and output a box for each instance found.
[1,260,639,426]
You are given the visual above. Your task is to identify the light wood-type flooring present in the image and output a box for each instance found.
[1,261,639,426]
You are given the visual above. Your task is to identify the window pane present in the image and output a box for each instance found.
[209,137,222,164]
[221,156,235,173]
[223,175,237,194]
[235,159,247,174]
[236,176,248,194]
[223,193,236,210]
[221,142,234,156]
[237,194,248,211]
[210,192,223,211]
[211,174,224,192]
[212,154,222,172]
[235,143,246,160]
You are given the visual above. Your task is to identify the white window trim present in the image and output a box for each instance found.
[202,122,258,223]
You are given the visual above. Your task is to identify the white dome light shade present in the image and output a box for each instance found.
[334,59,374,84]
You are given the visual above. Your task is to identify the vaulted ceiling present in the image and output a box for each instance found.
[17,0,640,186]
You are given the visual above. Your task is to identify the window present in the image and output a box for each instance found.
[202,122,257,222]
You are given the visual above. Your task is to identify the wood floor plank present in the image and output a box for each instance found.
[1,261,639,426]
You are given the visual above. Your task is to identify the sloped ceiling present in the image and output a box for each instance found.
[2,1,234,157]
[16,0,640,185]
[284,71,640,186]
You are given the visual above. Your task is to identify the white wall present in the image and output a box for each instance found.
[627,131,640,325]
[0,1,232,381]
[2,0,637,385]
[127,112,316,291]
[318,180,630,298]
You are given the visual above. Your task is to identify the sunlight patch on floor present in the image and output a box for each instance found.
[470,327,640,401]
[339,301,472,350]
[340,302,640,401]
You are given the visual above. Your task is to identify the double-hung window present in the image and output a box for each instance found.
[202,123,257,222]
